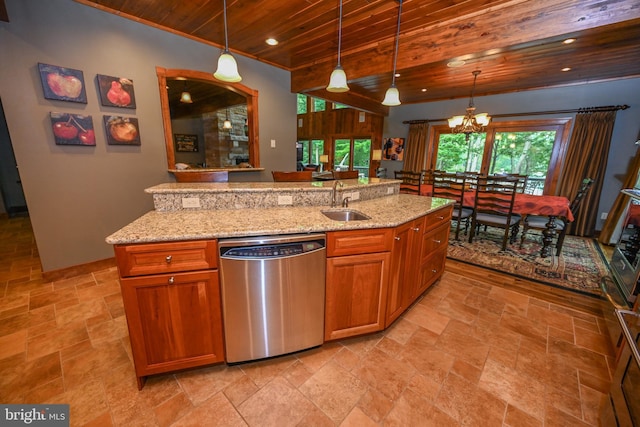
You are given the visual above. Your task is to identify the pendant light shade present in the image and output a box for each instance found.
[382,0,403,106]
[180,81,193,103]
[382,85,400,106]
[326,0,350,92]
[223,108,232,129]
[214,0,242,83]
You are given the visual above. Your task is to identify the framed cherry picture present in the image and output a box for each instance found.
[39,63,87,104]
[50,112,95,146]
[104,116,141,145]
[97,74,136,109]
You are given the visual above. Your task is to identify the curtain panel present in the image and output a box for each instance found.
[557,110,617,237]
[402,122,429,172]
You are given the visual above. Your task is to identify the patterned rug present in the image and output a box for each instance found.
[447,227,610,297]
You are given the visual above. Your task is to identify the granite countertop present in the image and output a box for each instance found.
[106,194,453,245]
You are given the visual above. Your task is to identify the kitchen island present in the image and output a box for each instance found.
[106,179,454,388]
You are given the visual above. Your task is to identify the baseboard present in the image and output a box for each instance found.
[43,257,117,281]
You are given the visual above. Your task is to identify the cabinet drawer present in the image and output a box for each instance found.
[418,248,447,293]
[115,240,217,277]
[421,222,451,256]
[327,228,393,257]
[423,205,453,232]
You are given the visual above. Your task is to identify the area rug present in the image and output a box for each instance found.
[447,228,610,297]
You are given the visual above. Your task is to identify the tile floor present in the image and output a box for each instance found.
[0,215,615,426]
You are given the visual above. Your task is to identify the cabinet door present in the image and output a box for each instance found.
[120,270,224,381]
[386,221,414,326]
[325,252,390,341]
[418,248,447,294]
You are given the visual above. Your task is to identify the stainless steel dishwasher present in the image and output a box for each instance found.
[218,233,326,363]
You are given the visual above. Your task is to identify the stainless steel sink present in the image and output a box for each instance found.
[321,209,371,221]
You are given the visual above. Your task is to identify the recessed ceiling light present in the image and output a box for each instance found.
[421,88,427,92]
[561,67,571,72]
[563,38,576,44]
[266,38,279,46]
[175,77,187,81]
[447,60,466,68]
[394,73,401,78]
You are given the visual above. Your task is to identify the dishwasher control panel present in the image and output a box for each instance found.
[220,240,324,259]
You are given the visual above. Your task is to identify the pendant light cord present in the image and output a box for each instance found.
[390,0,403,86]
[337,0,344,66]
[469,70,480,108]
[223,0,229,52]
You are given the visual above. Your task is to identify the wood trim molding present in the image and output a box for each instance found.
[42,257,117,281]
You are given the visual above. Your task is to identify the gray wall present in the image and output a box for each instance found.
[383,78,640,230]
[0,0,296,271]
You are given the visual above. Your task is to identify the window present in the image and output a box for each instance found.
[429,119,570,194]
[297,94,307,114]
[333,138,371,177]
[298,139,324,165]
[312,98,326,112]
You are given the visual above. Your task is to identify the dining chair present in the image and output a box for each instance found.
[492,173,528,193]
[519,177,594,255]
[174,170,229,182]
[468,176,522,251]
[375,167,387,178]
[432,170,473,240]
[394,170,424,195]
[332,170,359,179]
[272,171,313,182]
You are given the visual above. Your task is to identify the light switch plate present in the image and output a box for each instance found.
[270,139,276,148]
[387,187,394,194]
[351,191,360,200]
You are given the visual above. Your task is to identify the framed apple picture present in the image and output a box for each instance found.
[50,112,96,146]
[97,74,136,109]
[104,116,141,146]
[39,63,87,104]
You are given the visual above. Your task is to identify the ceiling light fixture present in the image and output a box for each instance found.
[214,0,242,83]
[382,0,403,106]
[180,82,193,104]
[448,70,491,140]
[223,108,232,130]
[326,0,349,93]
[265,38,279,46]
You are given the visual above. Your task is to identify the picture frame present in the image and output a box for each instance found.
[50,112,95,146]
[174,134,199,152]
[97,74,136,109]
[383,137,405,161]
[103,116,141,146]
[38,63,87,104]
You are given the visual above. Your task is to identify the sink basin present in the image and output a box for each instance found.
[321,209,371,222]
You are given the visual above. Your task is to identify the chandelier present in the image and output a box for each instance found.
[448,70,491,139]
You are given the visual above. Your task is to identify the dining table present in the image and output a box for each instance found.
[420,184,573,257]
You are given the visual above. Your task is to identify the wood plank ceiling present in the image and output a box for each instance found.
[74,0,640,115]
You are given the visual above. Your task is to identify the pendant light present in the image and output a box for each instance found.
[382,0,403,106]
[223,108,232,130]
[214,0,242,83]
[180,81,193,104]
[326,0,349,93]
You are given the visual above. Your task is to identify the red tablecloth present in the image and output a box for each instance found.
[420,184,573,222]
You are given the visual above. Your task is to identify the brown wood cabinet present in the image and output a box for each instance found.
[386,206,452,327]
[114,240,224,389]
[325,229,392,341]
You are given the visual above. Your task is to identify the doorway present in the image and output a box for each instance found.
[0,98,28,217]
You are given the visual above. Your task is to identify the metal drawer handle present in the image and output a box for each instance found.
[165,255,172,264]
[437,216,444,220]
[432,269,437,273]
[433,239,441,244]
[412,227,420,232]
[394,236,401,241]
[168,276,175,284]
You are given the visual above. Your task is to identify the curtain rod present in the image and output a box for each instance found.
[402,104,630,125]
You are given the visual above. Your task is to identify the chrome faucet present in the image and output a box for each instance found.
[342,196,350,208]
[331,180,344,208]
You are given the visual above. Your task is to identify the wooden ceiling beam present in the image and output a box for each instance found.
[291,0,640,95]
